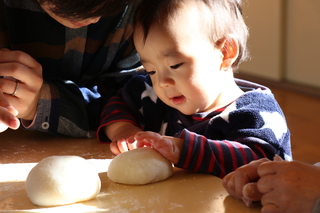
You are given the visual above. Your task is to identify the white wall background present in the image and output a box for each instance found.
[239,0,320,89]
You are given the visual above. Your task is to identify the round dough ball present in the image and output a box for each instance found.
[107,147,173,185]
[26,156,101,206]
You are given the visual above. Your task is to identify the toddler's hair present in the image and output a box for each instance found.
[134,0,249,69]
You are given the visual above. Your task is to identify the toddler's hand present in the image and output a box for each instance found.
[134,131,182,164]
[110,135,136,155]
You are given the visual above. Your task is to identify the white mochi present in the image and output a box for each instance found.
[26,156,101,206]
[107,147,173,185]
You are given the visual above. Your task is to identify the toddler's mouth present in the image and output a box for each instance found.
[171,95,185,105]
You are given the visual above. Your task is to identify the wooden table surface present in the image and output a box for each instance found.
[0,129,261,213]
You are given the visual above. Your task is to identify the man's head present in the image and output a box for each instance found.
[38,0,134,28]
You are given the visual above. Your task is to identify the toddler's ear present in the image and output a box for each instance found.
[220,35,239,70]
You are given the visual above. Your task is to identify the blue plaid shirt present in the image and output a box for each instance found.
[0,0,141,137]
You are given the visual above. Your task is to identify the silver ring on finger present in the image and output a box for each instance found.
[11,81,20,97]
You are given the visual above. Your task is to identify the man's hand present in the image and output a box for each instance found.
[0,49,43,121]
[222,158,270,206]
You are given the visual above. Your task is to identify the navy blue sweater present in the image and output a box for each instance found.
[98,75,292,177]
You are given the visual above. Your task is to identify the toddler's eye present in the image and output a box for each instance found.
[170,63,183,69]
[146,71,156,75]
[140,69,156,76]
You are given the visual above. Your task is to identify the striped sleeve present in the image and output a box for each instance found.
[175,129,268,178]
[96,89,140,142]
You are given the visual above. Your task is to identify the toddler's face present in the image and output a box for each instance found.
[40,3,101,28]
[134,2,229,115]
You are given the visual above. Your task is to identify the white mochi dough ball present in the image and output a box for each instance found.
[107,147,173,185]
[26,156,101,206]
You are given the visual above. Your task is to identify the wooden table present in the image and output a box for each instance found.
[0,129,261,212]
